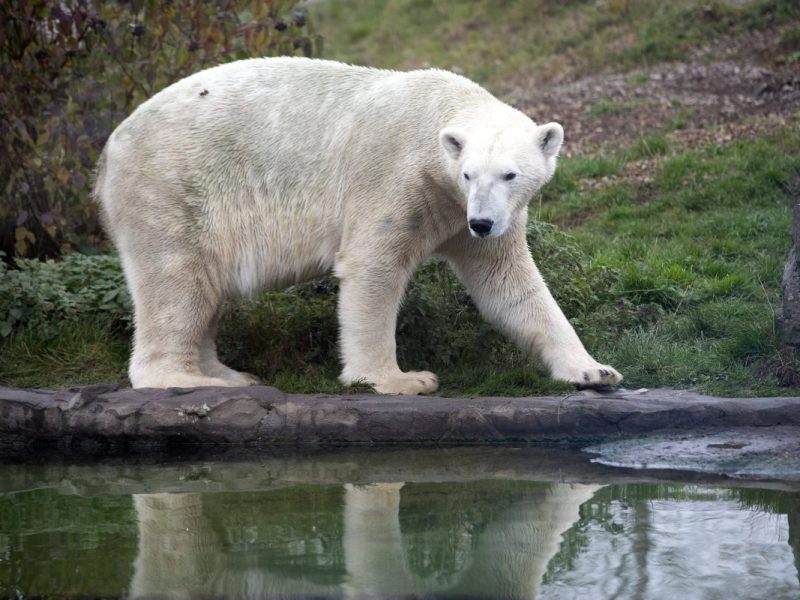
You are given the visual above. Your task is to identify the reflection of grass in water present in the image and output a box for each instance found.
[544,483,694,580]
[544,484,800,584]
[1,479,798,595]
[397,480,550,583]
[0,488,138,596]
[734,488,800,515]
[201,486,348,585]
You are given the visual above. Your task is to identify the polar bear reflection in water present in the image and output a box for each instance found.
[129,482,600,599]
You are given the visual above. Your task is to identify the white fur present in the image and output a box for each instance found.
[95,57,621,392]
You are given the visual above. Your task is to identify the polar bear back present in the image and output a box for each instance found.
[104,57,490,195]
[96,58,510,294]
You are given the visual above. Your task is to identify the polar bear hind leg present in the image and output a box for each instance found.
[124,249,237,389]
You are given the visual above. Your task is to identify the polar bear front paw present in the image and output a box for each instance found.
[554,362,623,388]
[372,370,439,395]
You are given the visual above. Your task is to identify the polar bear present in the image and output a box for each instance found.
[95,57,621,393]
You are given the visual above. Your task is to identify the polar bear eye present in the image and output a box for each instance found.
[503,172,517,181]
[463,172,471,181]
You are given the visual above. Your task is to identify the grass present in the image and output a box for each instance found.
[308,0,800,91]
[536,127,800,396]
[0,319,130,389]
[625,133,670,161]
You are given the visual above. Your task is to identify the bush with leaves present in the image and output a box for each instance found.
[0,251,131,338]
[1,0,320,259]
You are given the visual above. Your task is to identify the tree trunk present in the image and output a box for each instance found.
[780,203,800,346]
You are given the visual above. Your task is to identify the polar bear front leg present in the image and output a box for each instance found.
[336,257,438,395]
[440,223,622,388]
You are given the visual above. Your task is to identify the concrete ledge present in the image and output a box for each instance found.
[2,385,800,455]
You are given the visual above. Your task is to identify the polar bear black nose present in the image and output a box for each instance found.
[469,219,494,237]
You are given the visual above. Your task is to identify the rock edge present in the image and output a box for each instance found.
[2,385,799,455]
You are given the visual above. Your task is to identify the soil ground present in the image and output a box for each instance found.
[515,25,800,156]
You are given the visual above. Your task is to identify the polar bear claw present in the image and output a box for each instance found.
[553,362,623,388]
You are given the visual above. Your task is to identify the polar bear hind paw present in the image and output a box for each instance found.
[131,367,259,389]
[216,369,260,387]
[223,372,260,387]
[372,371,439,395]
[131,373,232,389]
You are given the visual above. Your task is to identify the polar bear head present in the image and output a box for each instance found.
[439,115,563,238]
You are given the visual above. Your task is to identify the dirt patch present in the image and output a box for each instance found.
[552,206,600,229]
[512,25,800,156]
[558,111,799,206]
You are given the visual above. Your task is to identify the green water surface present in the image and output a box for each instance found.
[0,448,798,599]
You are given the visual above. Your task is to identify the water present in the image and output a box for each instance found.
[0,448,798,599]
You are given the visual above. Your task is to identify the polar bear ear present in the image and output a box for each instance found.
[439,127,467,160]
[537,122,564,158]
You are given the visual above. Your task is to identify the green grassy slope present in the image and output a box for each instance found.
[543,130,799,395]
[309,0,798,91]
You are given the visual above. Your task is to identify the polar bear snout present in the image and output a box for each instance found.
[469,218,494,238]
